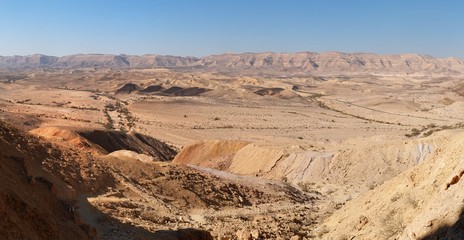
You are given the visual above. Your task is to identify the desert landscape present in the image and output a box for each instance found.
[1,52,464,239]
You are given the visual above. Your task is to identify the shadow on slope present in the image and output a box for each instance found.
[115,83,210,96]
[0,121,97,240]
[115,83,141,94]
[139,84,163,93]
[0,120,213,240]
[77,130,177,161]
[253,87,284,96]
[78,196,213,240]
[421,208,464,240]
[162,86,210,96]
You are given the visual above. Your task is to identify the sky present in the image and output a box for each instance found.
[0,0,463,58]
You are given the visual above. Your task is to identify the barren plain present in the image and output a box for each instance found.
[2,52,464,239]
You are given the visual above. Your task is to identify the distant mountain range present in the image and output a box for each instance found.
[1,52,464,76]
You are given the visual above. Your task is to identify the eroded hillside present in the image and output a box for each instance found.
[0,121,106,239]
[321,130,464,239]
[0,120,328,239]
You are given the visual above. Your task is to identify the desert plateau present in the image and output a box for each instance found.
[1,51,464,239]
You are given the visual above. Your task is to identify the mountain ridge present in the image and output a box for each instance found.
[1,52,464,75]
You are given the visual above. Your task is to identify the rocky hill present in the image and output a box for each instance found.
[173,133,464,239]
[321,130,464,239]
[194,52,464,76]
[0,120,105,240]
[0,119,321,239]
[1,52,464,76]
[0,54,198,69]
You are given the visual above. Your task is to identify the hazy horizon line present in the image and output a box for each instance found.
[0,51,461,59]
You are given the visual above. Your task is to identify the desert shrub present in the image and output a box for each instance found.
[105,103,115,110]
[315,225,329,237]
[379,212,404,238]
[103,110,114,130]
[297,182,315,192]
[324,188,335,195]
[405,193,418,209]
[423,130,434,137]
[390,192,401,202]
[368,183,376,190]
[281,176,288,183]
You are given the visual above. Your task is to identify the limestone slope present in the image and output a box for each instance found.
[174,135,447,191]
[321,130,464,239]
[173,140,250,170]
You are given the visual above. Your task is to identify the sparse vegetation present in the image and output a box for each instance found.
[281,176,288,183]
[379,212,404,239]
[104,101,138,131]
[315,225,330,237]
[316,100,400,125]
[423,129,434,137]
[405,122,464,138]
[323,187,335,195]
[0,74,27,83]
[390,192,401,202]
[368,183,376,190]
[119,126,127,132]
[405,193,418,209]
[103,109,114,130]
[16,99,31,104]
[297,181,316,192]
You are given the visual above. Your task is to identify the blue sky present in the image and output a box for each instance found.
[0,0,463,58]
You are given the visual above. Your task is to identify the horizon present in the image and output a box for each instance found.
[1,1,463,58]
[0,51,464,60]
[1,51,462,60]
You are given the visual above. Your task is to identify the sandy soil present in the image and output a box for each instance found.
[3,68,464,239]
